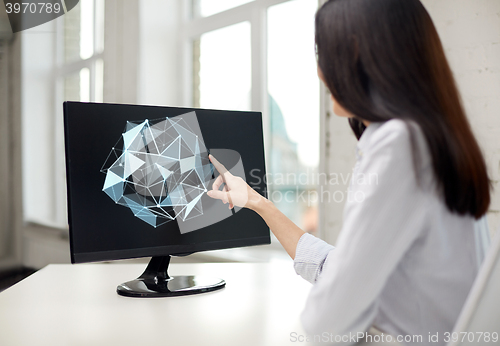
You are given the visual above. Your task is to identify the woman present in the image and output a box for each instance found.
[208,0,491,344]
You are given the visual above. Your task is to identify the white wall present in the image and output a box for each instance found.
[137,0,181,107]
[103,0,140,104]
[423,0,500,236]
[323,0,500,244]
[0,17,23,270]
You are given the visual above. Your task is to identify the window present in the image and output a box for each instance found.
[22,0,105,228]
[60,0,104,103]
[194,21,251,110]
[54,0,105,227]
[192,0,255,18]
[267,0,319,233]
[187,0,320,240]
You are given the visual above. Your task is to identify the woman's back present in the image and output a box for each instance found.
[295,119,489,345]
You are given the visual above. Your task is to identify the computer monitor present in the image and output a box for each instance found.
[63,102,270,297]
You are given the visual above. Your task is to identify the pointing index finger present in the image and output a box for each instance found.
[209,154,230,179]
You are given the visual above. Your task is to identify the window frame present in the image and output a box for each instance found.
[180,0,327,241]
[46,0,105,229]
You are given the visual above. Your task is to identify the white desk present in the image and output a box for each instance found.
[0,262,398,346]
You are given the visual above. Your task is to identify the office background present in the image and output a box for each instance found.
[0,0,499,274]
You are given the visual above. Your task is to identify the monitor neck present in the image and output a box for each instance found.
[139,256,171,282]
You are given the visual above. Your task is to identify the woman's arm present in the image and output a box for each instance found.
[253,198,306,259]
[207,154,305,259]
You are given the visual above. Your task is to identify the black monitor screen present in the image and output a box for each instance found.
[64,102,270,263]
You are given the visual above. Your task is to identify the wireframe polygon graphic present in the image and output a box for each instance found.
[101,112,214,228]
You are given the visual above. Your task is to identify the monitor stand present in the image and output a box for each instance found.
[116,256,226,298]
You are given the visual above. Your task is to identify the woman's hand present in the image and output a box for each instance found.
[206,154,263,210]
[207,154,305,259]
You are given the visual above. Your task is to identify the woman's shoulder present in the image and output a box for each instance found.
[363,118,424,148]
[361,118,431,168]
[367,118,415,146]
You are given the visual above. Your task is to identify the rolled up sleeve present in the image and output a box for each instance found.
[294,232,335,284]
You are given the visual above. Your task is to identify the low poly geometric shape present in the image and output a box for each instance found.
[101,112,213,228]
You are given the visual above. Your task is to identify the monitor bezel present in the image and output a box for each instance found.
[63,101,270,264]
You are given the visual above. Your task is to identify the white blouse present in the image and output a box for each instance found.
[294,119,490,345]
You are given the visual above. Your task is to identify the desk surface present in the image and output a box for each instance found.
[0,262,313,346]
[0,262,398,346]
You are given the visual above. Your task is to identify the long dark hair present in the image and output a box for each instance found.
[315,0,490,219]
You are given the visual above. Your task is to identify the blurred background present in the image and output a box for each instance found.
[0,0,499,285]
